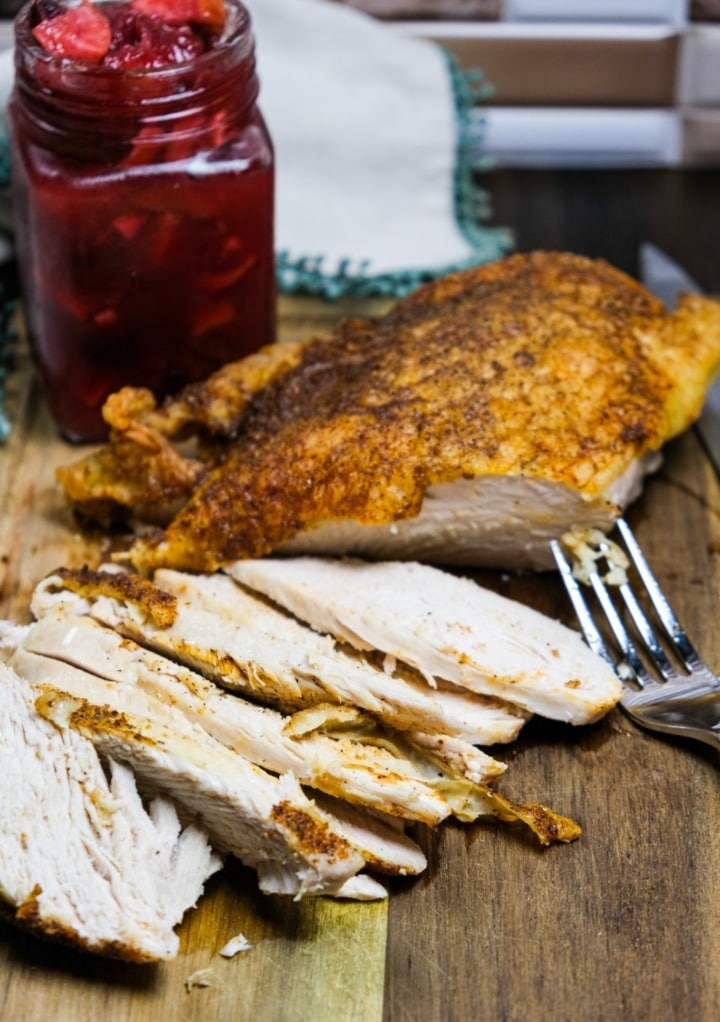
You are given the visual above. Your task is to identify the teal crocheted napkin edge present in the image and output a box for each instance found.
[276,54,515,300]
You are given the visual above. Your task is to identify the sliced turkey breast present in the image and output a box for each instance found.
[25,572,581,844]
[225,557,622,725]
[2,634,430,887]
[32,685,394,898]
[30,567,525,750]
[0,613,407,895]
[0,661,221,962]
[11,612,495,826]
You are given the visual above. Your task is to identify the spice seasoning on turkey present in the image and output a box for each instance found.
[56,252,720,572]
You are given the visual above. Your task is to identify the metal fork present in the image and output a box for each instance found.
[551,517,720,751]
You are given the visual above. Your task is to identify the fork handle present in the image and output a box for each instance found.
[638,718,720,754]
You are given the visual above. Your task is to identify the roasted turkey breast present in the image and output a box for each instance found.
[56,252,720,572]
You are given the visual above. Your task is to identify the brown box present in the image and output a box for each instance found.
[412,25,680,106]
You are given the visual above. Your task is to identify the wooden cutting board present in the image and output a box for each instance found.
[1,294,720,1022]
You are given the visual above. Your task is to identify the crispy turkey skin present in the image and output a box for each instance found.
[56,252,720,572]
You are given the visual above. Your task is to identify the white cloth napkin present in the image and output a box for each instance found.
[0,0,512,297]
[246,0,511,296]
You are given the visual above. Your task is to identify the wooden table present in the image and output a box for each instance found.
[1,169,720,1022]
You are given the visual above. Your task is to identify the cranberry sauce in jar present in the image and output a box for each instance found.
[9,0,275,442]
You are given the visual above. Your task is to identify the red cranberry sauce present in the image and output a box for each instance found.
[11,0,275,442]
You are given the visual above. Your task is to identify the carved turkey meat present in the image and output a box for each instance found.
[56,252,720,572]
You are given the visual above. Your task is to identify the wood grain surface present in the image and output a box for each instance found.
[2,170,720,1021]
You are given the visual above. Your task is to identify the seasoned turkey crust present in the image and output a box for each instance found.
[57,252,720,572]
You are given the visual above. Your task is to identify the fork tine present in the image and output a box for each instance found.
[585,565,649,687]
[550,540,612,663]
[549,539,642,685]
[596,537,675,680]
[614,574,675,679]
[615,517,699,668]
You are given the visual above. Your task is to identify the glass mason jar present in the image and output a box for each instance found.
[8,0,275,442]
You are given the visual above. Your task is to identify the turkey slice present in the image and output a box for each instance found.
[0,661,221,962]
[2,633,428,891]
[225,558,623,725]
[30,567,523,752]
[156,568,528,744]
[26,573,581,844]
[33,684,395,899]
[12,612,493,825]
